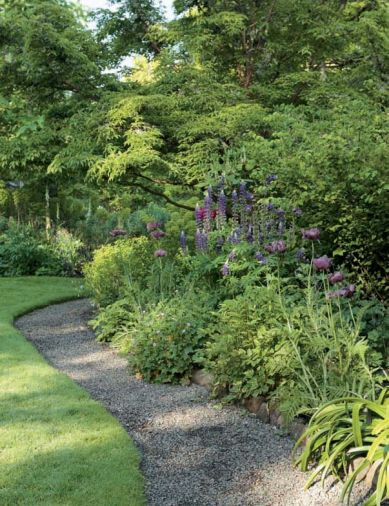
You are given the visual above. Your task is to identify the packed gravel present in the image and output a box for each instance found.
[16,299,369,506]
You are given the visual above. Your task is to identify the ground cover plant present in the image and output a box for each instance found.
[0,277,144,506]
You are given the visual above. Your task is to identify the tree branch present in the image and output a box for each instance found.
[131,181,195,211]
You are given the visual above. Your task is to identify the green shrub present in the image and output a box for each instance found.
[294,388,389,506]
[83,236,154,306]
[127,291,214,383]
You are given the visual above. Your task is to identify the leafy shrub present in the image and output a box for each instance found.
[200,284,291,400]
[83,236,154,306]
[50,228,84,276]
[0,225,51,276]
[90,298,138,346]
[127,291,214,383]
[294,388,389,506]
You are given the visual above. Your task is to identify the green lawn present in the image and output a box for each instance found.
[0,277,145,506]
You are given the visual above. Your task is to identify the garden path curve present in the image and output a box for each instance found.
[16,299,366,506]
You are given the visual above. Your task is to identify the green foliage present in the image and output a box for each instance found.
[83,236,154,306]
[128,291,214,383]
[294,388,389,506]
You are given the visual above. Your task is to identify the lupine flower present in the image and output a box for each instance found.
[246,192,254,201]
[232,189,239,220]
[265,174,277,185]
[255,252,268,265]
[179,231,187,252]
[195,229,208,251]
[150,230,165,239]
[204,195,212,232]
[207,185,213,200]
[216,236,224,252]
[211,209,218,220]
[154,249,167,257]
[293,207,303,217]
[239,181,247,198]
[313,255,331,271]
[146,222,161,231]
[328,271,345,284]
[302,228,321,240]
[195,204,205,228]
[221,262,230,276]
[228,250,237,261]
[218,190,227,226]
[296,248,306,263]
[327,284,356,299]
[110,228,126,237]
[265,240,287,254]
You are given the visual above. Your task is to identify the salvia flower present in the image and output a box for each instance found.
[313,255,331,271]
[293,207,303,217]
[255,252,268,265]
[150,230,165,239]
[265,240,287,254]
[221,262,230,276]
[154,249,167,257]
[302,228,321,240]
[328,271,345,284]
[146,222,161,231]
[110,228,126,237]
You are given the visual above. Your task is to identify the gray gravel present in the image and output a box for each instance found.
[16,299,369,506]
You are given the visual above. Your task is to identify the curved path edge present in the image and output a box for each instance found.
[16,299,368,506]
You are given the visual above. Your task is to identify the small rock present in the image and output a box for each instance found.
[243,397,264,414]
[191,369,214,389]
[256,402,270,423]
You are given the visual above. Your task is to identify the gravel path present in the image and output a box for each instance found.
[16,299,368,506]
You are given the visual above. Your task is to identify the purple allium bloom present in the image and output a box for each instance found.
[313,255,331,271]
[293,207,303,217]
[221,262,230,276]
[154,249,167,257]
[265,174,277,185]
[328,271,345,284]
[110,228,126,237]
[255,252,268,265]
[146,222,160,231]
[150,230,165,239]
[327,284,356,299]
[265,240,287,254]
[228,250,237,261]
[302,228,321,240]
[296,248,306,263]
[179,230,187,252]
[218,190,227,225]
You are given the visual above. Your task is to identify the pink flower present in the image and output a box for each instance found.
[313,255,331,271]
[146,222,161,231]
[328,271,344,284]
[154,249,167,257]
[264,240,287,254]
[150,230,165,239]
[326,284,356,299]
[302,228,321,240]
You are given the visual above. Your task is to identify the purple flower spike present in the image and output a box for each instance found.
[302,228,321,240]
[328,271,345,284]
[150,230,165,239]
[179,231,187,252]
[204,194,213,232]
[232,189,239,220]
[246,192,254,201]
[221,262,230,276]
[154,249,167,257]
[195,230,208,252]
[218,190,227,226]
[265,240,287,254]
[255,252,268,265]
[266,203,274,211]
[313,255,331,271]
[195,204,203,228]
[293,207,303,217]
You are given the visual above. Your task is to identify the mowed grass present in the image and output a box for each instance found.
[0,277,145,506]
